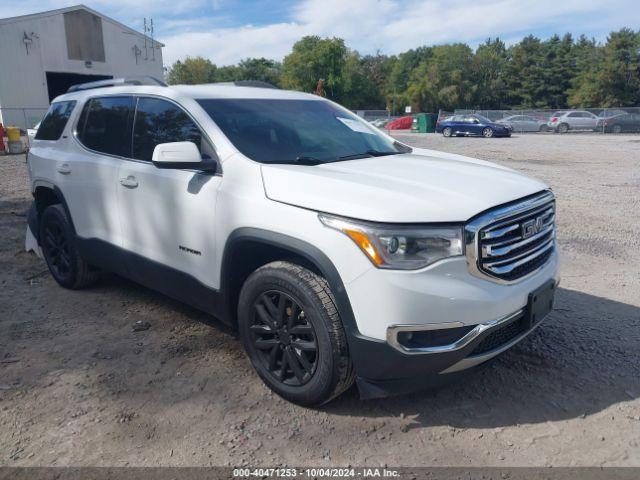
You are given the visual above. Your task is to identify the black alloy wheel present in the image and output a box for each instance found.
[39,204,98,289]
[42,220,72,280]
[238,261,355,406]
[249,290,318,386]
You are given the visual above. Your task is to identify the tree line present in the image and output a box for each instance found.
[166,28,640,114]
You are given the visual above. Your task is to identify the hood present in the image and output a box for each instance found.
[261,153,548,223]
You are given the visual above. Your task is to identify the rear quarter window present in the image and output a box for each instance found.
[35,101,77,140]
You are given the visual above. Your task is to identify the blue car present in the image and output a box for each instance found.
[436,114,512,138]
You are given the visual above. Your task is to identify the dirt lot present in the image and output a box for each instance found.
[1,134,639,467]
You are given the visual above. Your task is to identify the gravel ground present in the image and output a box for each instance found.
[1,133,639,467]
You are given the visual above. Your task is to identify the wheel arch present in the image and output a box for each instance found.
[32,184,76,242]
[220,228,359,337]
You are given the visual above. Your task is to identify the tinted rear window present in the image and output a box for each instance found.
[77,96,134,157]
[35,101,76,140]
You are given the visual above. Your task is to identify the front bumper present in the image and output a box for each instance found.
[343,245,559,398]
[351,297,553,399]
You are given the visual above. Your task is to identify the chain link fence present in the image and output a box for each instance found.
[0,107,49,131]
[437,107,640,134]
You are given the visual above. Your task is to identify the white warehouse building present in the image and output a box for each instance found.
[0,4,164,129]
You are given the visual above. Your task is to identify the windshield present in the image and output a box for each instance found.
[474,114,492,123]
[197,98,403,164]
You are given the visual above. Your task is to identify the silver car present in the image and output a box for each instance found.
[547,110,599,133]
[497,115,549,132]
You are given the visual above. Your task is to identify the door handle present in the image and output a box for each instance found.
[57,163,71,174]
[119,176,139,188]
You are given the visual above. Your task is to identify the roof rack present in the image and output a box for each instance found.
[67,76,167,93]
[217,80,279,89]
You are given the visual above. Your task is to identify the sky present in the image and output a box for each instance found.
[1,0,639,66]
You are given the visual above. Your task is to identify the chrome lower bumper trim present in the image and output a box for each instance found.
[386,309,524,355]
[439,312,548,373]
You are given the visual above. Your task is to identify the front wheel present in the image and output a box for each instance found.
[442,127,452,137]
[539,124,549,132]
[482,127,494,138]
[238,261,355,406]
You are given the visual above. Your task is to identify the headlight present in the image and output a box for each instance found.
[319,213,463,270]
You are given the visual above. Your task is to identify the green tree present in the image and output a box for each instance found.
[598,28,640,106]
[236,58,282,86]
[166,56,217,84]
[539,34,575,109]
[473,38,508,109]
[568,35,603,106]
[281,36,348,100]
[406,43,474,112]
[505,35,547,108]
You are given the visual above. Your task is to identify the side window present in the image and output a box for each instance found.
[132,97,212,161]
[35,101,76,140]
[77,96,134,157]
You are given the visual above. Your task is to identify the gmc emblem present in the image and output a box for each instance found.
[522,216,545,239]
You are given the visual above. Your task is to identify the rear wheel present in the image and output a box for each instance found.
[238,261,355,406]
[39,204,98,289]
[482,127,494,138]
[538,124,549,132]
[612,124,622,134]
[442,127,452,137]
[557,123,569,134]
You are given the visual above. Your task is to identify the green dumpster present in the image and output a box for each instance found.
[411,113,437,133]
[411,114,424,133]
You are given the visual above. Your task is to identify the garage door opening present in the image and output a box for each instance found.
[46,72,113,102]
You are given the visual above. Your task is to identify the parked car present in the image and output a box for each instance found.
[496,115,548,132]
[595,109,627,119]
[596,113,640,133]
[385,115,413,130]
[369,118,389,128]
[27,121,40,145]
[26,78,558,406]
[436,114,511,137]
[547,110,599,133]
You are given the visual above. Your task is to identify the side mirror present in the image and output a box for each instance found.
[151,142,217,172]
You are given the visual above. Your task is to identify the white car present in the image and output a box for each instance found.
[26,78,559,406]
[27,121,40,145]
[547,110,599,133]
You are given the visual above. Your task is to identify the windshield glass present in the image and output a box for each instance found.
[474,114,492,123]
[197,98,403,164]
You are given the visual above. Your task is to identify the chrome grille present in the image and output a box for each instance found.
[466,191,556,283]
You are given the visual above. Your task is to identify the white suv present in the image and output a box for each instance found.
[26,78,559,406]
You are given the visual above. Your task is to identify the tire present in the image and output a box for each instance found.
[538,124,549,132]
[442,127,452,137]
[612,124,622,134]
[238,261,355,406]
[482,127,494,138]
[39,204,98,289]
[557,123,569,134]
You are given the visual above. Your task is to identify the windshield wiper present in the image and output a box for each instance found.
[336,150,400,161]
[293,156,324,165]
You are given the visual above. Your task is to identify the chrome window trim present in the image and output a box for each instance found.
[386,309,524,355]
[465,190,556,284]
